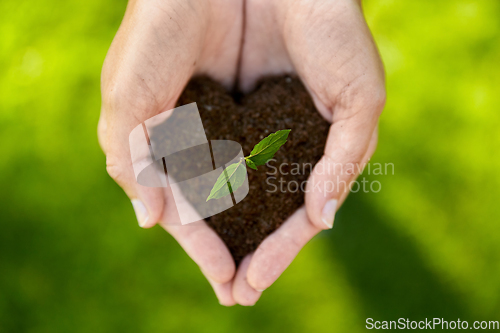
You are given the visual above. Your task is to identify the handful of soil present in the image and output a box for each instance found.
[177,76,330,264]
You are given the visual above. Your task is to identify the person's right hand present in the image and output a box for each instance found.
[98,0,243,306]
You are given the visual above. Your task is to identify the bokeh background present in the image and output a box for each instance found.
[1,0,499,331]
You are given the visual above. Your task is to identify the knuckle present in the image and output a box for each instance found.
[338,78,386,116]
[101,81,124,109]
[369,84,387,115]
[101,79,156,123]
[105,157,128,184]
[323,136,366,165]
[341,139,367,162]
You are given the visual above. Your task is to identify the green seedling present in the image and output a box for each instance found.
[206,129,291,201]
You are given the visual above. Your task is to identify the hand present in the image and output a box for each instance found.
[231,0,385,304]
[98,0,244,306]
[99,0,385,307]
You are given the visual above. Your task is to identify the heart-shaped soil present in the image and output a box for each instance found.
[177,76,330,264]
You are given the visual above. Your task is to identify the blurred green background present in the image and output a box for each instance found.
[1,0,499,331]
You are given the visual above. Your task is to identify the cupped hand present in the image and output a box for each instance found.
[99,0,385,306]
[98,0,244,306]
[232,0,385,304]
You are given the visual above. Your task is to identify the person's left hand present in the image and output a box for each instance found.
[229,0,386,305]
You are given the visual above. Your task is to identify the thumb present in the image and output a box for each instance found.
[305,88,385,230]
[98,109,169,228]
[97,0,207,227]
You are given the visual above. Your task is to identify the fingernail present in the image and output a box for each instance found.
[256,289,265,292]
[321,199,337,229]
[131,199,149,227]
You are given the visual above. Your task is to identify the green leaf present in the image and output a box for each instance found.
[247,129,291,166]
[245,158,257,170]
[206,161,246,201]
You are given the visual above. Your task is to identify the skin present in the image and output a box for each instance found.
[98,0,385,306]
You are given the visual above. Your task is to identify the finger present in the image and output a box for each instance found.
[98,0,214,228]
[164,222,236,284]
[160,187,236,284]
[100,113,166,229]
[98,102,164,229]
[335,125,378,201]
[245,129,377,291]
[360,126,379,174]
[246,207,319,291]
[305,95,383,231]
[99,63,191,230]
[232,254,262,306]
[205,273,236,306]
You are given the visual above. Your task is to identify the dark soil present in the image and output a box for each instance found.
[177,76,330,264]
